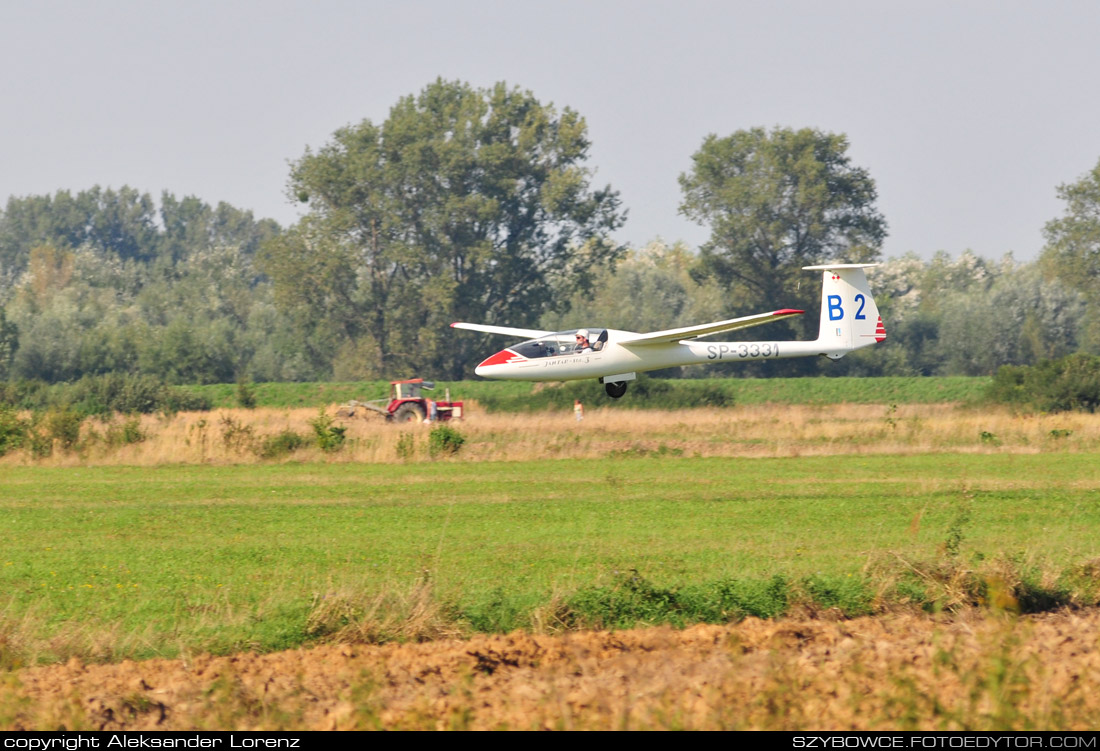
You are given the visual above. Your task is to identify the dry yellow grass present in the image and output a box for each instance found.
[3,402,1098,467]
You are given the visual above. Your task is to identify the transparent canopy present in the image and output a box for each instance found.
[510,329,607,359]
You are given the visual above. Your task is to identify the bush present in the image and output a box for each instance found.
[988,354,1100,413]
[44,409,84,451]
[428,424,465,458]
[219,414,256,454]
[0,375,211,416]
[258,429,307,459]
[68,373,165,416]
[236,379,257,409]
[309,410,347,453]
[0,406,28,457]
[104,417,146,446]
[161,387,211,413]
[395,432,415,460]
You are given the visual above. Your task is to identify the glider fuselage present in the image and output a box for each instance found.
[475,332,839,381]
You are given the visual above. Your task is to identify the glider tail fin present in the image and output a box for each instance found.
[803,264,886,359]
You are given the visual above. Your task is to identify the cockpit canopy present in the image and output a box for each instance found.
[510,329,608,359]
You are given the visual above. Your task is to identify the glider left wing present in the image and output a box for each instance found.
[450,322,555,339]
[617,309,804,347]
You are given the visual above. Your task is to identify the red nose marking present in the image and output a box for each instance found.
[478,349,523,367]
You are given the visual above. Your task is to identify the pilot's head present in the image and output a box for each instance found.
[576,328,589,342]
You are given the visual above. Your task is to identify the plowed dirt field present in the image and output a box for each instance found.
[7,610,1100,730]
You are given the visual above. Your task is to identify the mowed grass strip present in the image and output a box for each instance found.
[2,453,1099,663]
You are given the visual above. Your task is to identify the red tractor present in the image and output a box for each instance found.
[337,379,464,423]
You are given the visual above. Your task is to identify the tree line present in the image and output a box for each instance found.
[1,79,1098,385]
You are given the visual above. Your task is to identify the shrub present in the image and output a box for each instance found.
[988,354,1100,413]
[104,417,146,446]
[395,432,415,461]
[309,410,347,453]
[0,375,211,417]
[161,387,211,413]
[428,424,465,458]
[0,406,28,457]
[258,429,307,459]
[44,409,84,452]
[68,373,165,416]
[236,379,257,409]
[219,414,256,454]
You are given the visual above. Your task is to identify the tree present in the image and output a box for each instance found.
[1043,158,1100,291]
[1042,157,1100,353]
[0,187,281,276]
[0,306,16,379]
[679,127,887,343]
[261,79,626,379]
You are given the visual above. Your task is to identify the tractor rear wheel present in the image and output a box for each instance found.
[392,402,426,423]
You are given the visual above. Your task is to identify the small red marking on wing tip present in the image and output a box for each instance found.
[450,322,457,328]
[773,308,805,316]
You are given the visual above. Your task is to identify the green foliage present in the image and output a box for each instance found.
[219,414,256,454]
[263,78,625,379]
[0,375,211,417]
[43,408,83,451]
[257,429,307,459]
[988,353,1100,412]
[309,410,347,452]
[943,496,973,559]
[0,307,16,380]
[159,386,212,414]
[1042,157,1100,298]
[0,190,293,386]
[679,126,885,354]
[394,432,415,460]
[0,187,279,276]
[236,379,257,409]
[562,571,873,630]
[428,424,465,458]
[0,405,28,456]
[103,416,146,446]
[67,373,184,416]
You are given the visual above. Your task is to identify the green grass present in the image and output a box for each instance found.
[2,452,1098,664]
[190,376,990,410]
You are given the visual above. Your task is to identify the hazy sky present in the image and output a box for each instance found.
[3,0,1098,261]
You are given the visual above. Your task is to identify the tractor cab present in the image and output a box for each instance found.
[391,378,435,400]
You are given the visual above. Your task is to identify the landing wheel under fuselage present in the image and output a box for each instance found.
[604,381,628,399]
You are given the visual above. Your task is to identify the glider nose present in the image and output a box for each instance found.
[475,349,517,376]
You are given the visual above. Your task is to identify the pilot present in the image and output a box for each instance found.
[575,329,593,354]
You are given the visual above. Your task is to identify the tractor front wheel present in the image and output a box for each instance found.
[392,403,426,423]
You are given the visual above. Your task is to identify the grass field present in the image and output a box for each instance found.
[3,451,1099,666]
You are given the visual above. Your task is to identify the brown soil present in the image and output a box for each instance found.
[7,610,1100,730]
